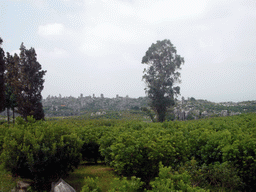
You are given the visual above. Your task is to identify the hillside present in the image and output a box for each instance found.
[1,94,255,120]
[41,94,256,120]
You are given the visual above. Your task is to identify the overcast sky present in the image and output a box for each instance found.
[1,0,256,102]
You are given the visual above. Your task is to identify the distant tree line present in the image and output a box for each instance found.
[0,37,46,123]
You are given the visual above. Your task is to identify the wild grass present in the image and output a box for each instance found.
[0,162,117,192]
[64,163,118,192]
[0,164,18,191]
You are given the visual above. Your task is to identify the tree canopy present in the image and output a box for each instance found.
[0,37,5,112]
[5,53,19,123]
[15,43,47,120]
[0,38,46,121]
[142,39,184,122]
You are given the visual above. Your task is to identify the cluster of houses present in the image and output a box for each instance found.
[172,97,244,120]
[40,94,255,120]
[1,94,254,120]
[42,94,148,117]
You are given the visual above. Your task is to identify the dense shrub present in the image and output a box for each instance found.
[98,113,256,190]
[1,113,256,191]
[0,123,8,153]
[81,176,143,192]
[0,164,17,191]
[78,125,107,163]
[108,176,144,192]
[108,128,189,185]
[81,142,102,163]
[0,116,83,189]
[81,177,102,192]
[223,134,256,191]
[98,126,125,165]
[148,162,208,192]
[178,158,243,191]
[187,128,232,165]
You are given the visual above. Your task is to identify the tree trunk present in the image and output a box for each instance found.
[156,108,166,122]
[7,108,10,124]
[12,107,15,124]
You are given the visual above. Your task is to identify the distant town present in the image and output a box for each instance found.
[33,94,256,120]
[1,94,255,121]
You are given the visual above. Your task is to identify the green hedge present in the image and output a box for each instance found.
[1,114,256,191]
[97,114,256,190]
[0,116,82,189]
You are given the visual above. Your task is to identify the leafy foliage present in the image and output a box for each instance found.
[0,113,256,191]
[80,176,143,192]
[97,113,256,190]
[0,116,82,190]
[142,39,184,122]
[0,164,17,191]
[178,158,243,191]
[0,37,5,112]
[148,162,208,192]
[81,177,102,192]
[108,176,144,192]
[4,53,19,123]
[15,43,47,120]
[0,40,47,121]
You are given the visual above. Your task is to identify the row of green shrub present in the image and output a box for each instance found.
[63,113,256,190]
[95,113,256,191]
[80,160,241,191]
[81,163,208,192]
[0,116,83,189]
[0,113,256,191]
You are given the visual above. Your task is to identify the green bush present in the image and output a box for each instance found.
[99,126,124,165]
[205,162,243,190]
[178,158,243,191]
[108,128,189,185]
[97,114,256,190]
[1,114,255,191]
[81,177,102,192]
[81,142,102,163]
[81,176,143,192]
[223,135,256,191]
[78,125,106,163]
[187,129,232,165]
[0,164,17,192]
[0,123,8,154]
[148,162,208,192]
[0,116,83,190]
[108,176,144,192]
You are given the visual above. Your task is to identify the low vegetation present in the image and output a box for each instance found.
[0,164,17,191]
[0,113,255,191]
[64,164,117,192]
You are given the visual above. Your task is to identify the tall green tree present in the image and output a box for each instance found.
[16,43,47,120]
[0,37,5,112]
[142,39,184,122]
[5,53,19,124]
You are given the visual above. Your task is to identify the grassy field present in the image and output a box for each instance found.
[0,163,118,191]
[0,164,18,191]
[64,163,118,192]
